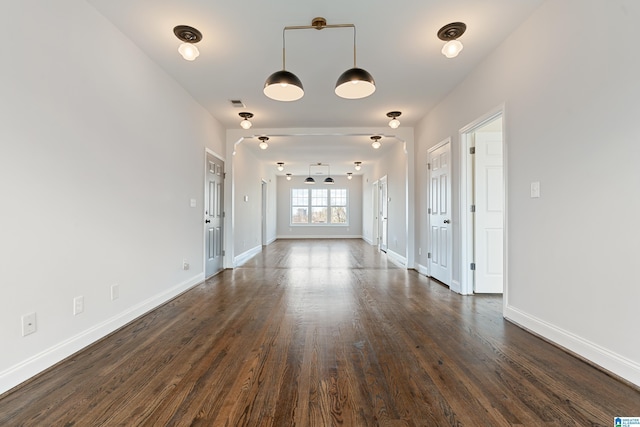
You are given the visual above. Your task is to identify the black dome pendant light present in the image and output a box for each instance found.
[264,17,375,101]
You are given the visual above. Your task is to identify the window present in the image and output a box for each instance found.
[290,188,348,225]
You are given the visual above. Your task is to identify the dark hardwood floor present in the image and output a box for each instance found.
[1,239,638,426]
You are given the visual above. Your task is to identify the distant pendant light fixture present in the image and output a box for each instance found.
[438,22,466,59]
[239,112,253,129]
[286,173,292,181]
[323,164,334,185]
[370,135,382,149]
[173,25,203,61]
[347,172,353,180]
[277,162,285,171]
[305,163,316,184]
[354,161,362,171]
[258,136,269,150]
[264,17,375,101]
[387,111,402,129]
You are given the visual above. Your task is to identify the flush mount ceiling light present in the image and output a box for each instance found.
[387,111,402,129]
[370,135,382,149]
[239,112,253,129]
[438,22,466,59]
[286,173,292,181]
[354,161,362,171]
[347,172,353,180]
[277,162,285,171]
[173,25,203,61]
[264,17,375,101]
[258,136,269,150]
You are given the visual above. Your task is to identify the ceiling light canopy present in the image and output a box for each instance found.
[239,112,253,129]
[371,135,382,149]
[264,17,375,101]
[258,136,269,150]
[173,25,202,61]
[438,22,466,59]
[354,161,362,171]
[387,111,402,129]
[277,162,284,171]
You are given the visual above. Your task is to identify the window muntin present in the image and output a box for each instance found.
[290,188,348,225]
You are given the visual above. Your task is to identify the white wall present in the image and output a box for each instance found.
[363,136,413,263]
[0,0,225,393]
[276,175,363,238]
[230,139,277,263]
[415,0,640,386]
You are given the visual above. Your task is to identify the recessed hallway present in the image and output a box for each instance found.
[1,239,638,425]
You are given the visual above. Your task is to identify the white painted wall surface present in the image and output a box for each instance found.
[0,0,225,393]
[415,0,640,385]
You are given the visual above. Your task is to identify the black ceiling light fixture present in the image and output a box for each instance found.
[258,136,269,150]
[438,22,466,58]
[387,111,402,129]
[239,112,253,129]
[370,135,382,149]
[173,25,203,61]
[264,17,375,101]
[323,164,335,185]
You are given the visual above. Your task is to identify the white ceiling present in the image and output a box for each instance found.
[86,0,543,175]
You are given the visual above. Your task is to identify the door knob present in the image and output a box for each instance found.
[444,219,451,224]
[205,219,211,223]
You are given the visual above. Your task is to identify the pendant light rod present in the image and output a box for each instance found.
[281,20,358,68]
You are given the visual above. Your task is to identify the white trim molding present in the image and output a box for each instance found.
[0,273,205,395]
[233,245,262,267]
[416,263,429,277]
[386,249,407,269]
[504,304,640,388]
[275,235,363,240]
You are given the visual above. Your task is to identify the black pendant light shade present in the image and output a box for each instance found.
[264,70,304,102]
[323,176,335,184]
[335,67,376,99]
[304,176,316,184]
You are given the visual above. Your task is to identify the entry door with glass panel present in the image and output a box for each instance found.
[205,154,224,277]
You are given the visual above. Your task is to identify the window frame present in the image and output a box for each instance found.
[289,187,349,226]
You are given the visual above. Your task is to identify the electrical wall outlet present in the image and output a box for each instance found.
[182,260,190,270]
[22,312,37,336]
[111,284,119,301]
[73,296,84,315]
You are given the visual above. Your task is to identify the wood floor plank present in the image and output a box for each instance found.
[1,239,639,426]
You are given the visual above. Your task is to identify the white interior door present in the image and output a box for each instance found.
[373,181,379,246]
[261,180,267,245]
[379,176,388,252]
[474,129,504,293]
[428,141,452,285]
[205,153,224,278]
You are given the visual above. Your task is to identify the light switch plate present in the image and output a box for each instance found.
[530,181,541,198]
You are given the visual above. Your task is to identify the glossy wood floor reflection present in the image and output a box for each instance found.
[1,240,639,426]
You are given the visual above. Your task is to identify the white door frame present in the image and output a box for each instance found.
[459,104,507,296]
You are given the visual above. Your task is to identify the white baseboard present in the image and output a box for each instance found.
[0,273,205,395]
[266,236,277,245]
[504,304,640,388]
[386,249,407,268]
[275,235,363,239]
[233,245,262,267]
[362,236,374,245]
[416,263,429,276]
[450,280,465,294]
